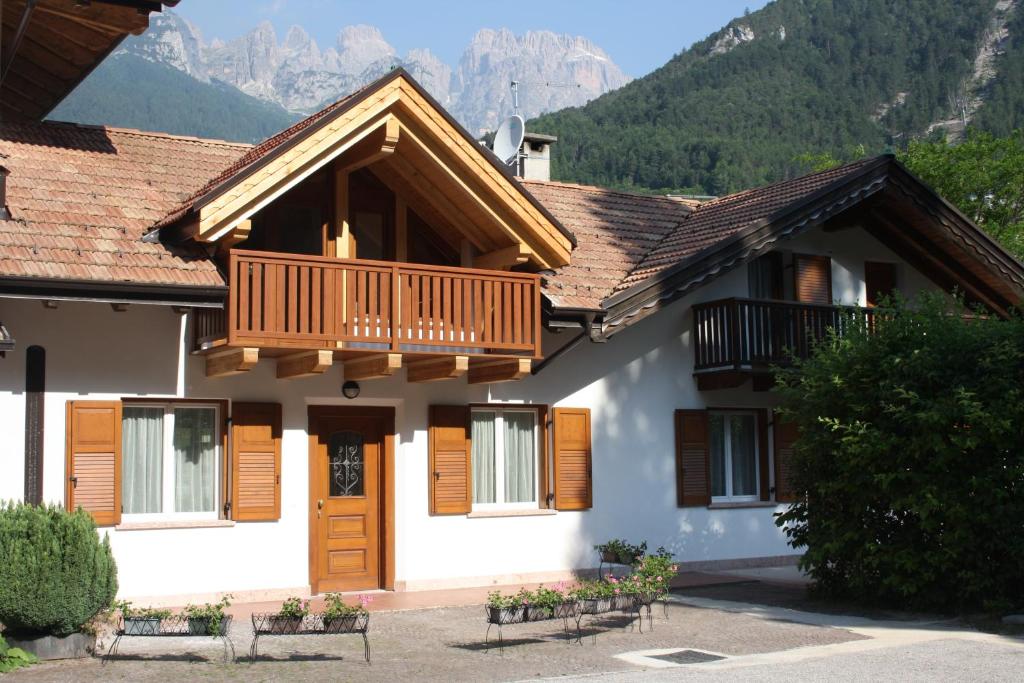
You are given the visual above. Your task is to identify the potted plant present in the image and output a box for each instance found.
[595,539,627,564]
[321,593,370,633]
[571,580,613,615]
[525,584,576,621]
[115,601,171,636]
[485,590,526,625]
[183,594,232,637]
[266,596,308,634]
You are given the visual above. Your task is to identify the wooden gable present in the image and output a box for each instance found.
[189,72,572,271]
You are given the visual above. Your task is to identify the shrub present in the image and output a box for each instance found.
[0,634,37,673]
[774,294,1024,612]
[0,503,118,636]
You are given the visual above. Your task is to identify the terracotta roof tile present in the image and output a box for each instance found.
[520,180,694,309]
[614,158,881,294]
[0,120,249,288]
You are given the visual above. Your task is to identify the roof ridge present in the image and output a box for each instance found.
[32,119,253,149]
[522,178,688,204]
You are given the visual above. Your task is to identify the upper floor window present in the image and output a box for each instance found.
[121,403,220,520]
[748,252,784,299]
[470,408,539,509]
[709,411,760,502]
[865,261,898,307]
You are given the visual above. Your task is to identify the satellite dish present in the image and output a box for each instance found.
[493,114,525,166]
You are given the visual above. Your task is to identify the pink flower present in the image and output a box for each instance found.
[608,576,618,584]
[614,588,621,594]
[656,576,663,581]
[670,565,679,572]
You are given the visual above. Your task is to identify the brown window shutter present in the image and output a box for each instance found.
[428,405,471,515]
[794,254,832,304]
[675,409,710,507]
[773,411,799,503]
[552,407,592,510]
[65,400,122,526]
[865,261,897,307]
[231,402,282,521]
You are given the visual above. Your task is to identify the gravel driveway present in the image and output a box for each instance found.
[4,601,863,682]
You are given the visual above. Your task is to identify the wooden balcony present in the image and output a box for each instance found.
[193,249,542,382]
[692,297,876,390]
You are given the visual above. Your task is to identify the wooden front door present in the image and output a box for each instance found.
[308,406,393,593]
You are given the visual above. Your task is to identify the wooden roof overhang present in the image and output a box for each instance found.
[164,70,574,271]
[597,156,1024,338]
[0,0,179,122]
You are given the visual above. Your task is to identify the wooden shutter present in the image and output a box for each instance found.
[552,407,592,510]
[865,261,897,307]
[675,409,710,507]
[794,254,832,304]
[65,400,122,526]
[428,405,471,515]
[231,402,282,521]
[773,411,799,503]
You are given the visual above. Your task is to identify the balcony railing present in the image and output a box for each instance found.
[692,297,876,372]
[194,249,542,357]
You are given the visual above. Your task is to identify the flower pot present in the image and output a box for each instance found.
[580,598,612,615]
[600,550,618,564]
[617,552,638,565]
[266,615,303,634]
[610,594,632,611]
[123,617,161,636]
[323,612,368,633]
[524,605,553,622]
[549,601,578,619]
[485,606,524,625]
[187,617,229,636]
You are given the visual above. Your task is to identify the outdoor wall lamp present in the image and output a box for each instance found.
[342,380,361,399]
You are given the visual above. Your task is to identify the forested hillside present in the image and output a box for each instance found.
[530,0,1009,195]
[51,54,299,143]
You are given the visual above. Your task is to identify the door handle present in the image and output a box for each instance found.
[317,499,324,518]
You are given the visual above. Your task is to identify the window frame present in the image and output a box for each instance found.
[709,410,761,503]
[120,401,223,523]
[470,406,542,511]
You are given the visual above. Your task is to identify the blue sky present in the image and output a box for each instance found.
[176,0,772,78]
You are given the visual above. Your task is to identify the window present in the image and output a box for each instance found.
[748,253,783,299]
[122,403,220,520]
[471,408,539,509]
[709,411,760,502]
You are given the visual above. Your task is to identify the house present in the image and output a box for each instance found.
[2,29,1023,604]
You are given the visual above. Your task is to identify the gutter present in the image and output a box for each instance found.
[0,276,227,308]
[532,311,598,375]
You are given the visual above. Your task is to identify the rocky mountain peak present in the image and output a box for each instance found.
[119,11,629,133]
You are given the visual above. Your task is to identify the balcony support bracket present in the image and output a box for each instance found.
[277,350,334,380]
[206,347,259,378]
[407,355,469,383]
[345,353,402,381]
[467,357,532,384]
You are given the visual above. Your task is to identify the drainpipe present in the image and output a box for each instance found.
[0,166,9,220]
[532,312,597,375]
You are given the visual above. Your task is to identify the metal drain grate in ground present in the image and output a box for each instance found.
[650,649,727,665]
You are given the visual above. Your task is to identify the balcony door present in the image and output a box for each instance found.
[244,170,332,256]
[308,406,394,593]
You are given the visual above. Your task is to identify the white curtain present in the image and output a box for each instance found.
[471,412,495,504]
[503,412,536,503]
[174,407,216,513]
[709,414,726,497]
[730,415,758,496]
[122,407,163,514]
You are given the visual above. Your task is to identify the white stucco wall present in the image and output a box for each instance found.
[0,223,944,601]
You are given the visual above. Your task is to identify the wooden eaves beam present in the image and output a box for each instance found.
[407,355,468,383]
[337,115,400,173]
[277,350,333,379]
[467,358,532,384]
[344,353,402,381]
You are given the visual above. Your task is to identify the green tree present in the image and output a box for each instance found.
[899,130,1024,259]
[774,294,1024,612]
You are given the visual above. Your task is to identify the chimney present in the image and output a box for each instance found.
[518,132,556,182]
[0,166,9,221]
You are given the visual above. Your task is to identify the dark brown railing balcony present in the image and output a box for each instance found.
[194,249,542,358]
[692,297,876,373]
